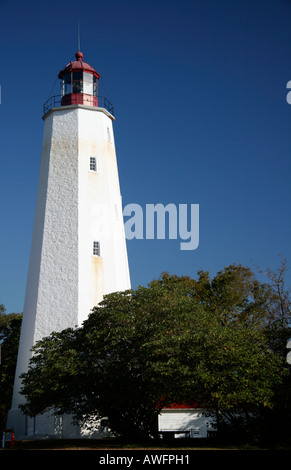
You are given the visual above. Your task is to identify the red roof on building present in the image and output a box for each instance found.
[163,402,200,410]
[58,51,100,79]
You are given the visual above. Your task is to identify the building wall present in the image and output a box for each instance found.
[9,108,80,419]
[77,106,130,324]
[158,409,215,438]
[7,105,131,438]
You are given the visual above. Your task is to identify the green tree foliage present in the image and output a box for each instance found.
[19,264,290,441]
[0,305,22,430]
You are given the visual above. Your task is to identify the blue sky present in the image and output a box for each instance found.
[0,0,290,314]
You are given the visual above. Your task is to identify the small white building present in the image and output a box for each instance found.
[7,51,131,439]
[158,404,215,439]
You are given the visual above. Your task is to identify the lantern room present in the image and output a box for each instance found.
[58,51,101,107]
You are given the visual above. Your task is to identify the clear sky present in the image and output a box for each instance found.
[0,0,290,314]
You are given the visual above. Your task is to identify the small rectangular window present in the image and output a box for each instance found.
[107,127,111,142]
[93,76,98,98]
[72,71,82,93]
[83,73,93,95]
[93,241,100,256]
[63,73,71,95]
[90,157,97,172]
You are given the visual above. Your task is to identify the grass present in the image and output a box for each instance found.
[1,437,290,451]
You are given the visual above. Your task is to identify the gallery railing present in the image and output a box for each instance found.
[43,95,114,117]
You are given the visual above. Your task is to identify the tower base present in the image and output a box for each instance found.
[6,408,109,440]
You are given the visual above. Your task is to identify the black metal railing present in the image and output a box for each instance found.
[43,95,114,117]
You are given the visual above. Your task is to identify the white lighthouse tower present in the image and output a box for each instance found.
[7,51,131,438]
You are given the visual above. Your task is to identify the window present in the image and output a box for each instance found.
[93,241,100,256]
[115,204,119,220]
[63,73,71,95]
[72,71,82,94]
[93,76,98,98]
[62,71,95,96]
[107,127,111,142]
[90,156,97,172]
[83,72,93,95]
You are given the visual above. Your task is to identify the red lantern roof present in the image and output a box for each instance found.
[163,402,200,410]
[58,51,101,79]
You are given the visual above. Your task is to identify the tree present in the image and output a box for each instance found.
[0,306,22,430]
[250,256,291,445]
[19,264,288,441]
[254,255,291,353]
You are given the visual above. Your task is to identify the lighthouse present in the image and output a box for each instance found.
[7,51,131,438]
